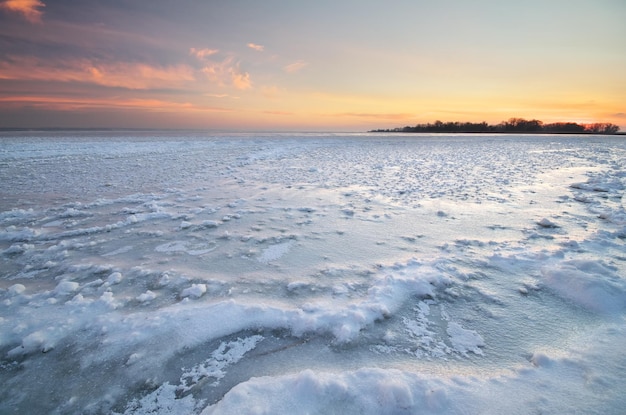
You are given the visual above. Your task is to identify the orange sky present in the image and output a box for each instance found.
[0,0,625,131]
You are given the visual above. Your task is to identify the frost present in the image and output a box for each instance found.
[257,240,295,264]
[120,383,203,415]
[179,335,263,392]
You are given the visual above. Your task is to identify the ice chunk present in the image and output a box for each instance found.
[54,280,80,296]
[136,290,157,303]
[537,218,558,228]
[99,291,120,309]
[8,284,26,295]
[107,272,123,285]
[181,284,207,299]
[198,220,219,229]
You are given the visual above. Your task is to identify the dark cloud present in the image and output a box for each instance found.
[0,3,186,66]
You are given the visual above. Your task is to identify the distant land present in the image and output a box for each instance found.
[371,118,621,134]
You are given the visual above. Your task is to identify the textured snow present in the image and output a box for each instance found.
[1,131,625,414]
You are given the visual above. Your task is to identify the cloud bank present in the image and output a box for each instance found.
[0,0,45,23]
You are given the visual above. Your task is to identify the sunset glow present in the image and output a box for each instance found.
[0,0,624,131]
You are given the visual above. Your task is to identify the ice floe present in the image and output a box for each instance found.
[1,132,625,414]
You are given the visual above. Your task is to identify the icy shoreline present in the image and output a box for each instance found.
[1,132,625,414]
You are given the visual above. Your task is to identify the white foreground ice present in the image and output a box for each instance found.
[1,131,625,414]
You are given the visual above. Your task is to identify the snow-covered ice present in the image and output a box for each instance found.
[1,131,625,414]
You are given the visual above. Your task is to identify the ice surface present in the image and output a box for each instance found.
[1,132,625,414]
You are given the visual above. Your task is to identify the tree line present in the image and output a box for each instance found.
[371,118,620,134]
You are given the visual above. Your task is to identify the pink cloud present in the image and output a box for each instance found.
[190,47,220,60]
[0,0,45,23]
[247,43,264,52]
[0,56,196,89]
[201,60,230,85]
[189,45,255,90]
[204,93,240,99]
[284,60,308,73]
[231,69,251,90]
[199,57,252,90]
[0,95,233,114]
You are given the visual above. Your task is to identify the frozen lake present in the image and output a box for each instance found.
[1,131,625,414]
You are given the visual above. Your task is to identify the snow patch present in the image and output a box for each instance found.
[542,260,626,314]
[446,322,485,355]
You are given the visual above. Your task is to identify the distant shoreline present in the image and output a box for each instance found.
[370,130,626,136]
[371,118,621,135]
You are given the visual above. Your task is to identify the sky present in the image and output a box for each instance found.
[0,0,625,131]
